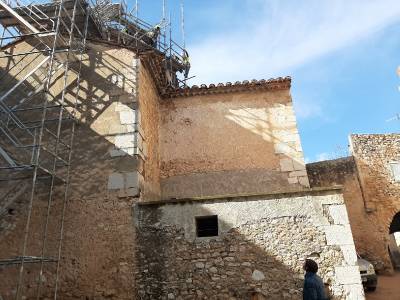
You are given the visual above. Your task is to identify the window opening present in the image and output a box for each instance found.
[196,215,218,237]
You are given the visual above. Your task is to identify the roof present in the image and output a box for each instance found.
[162,76,291,99]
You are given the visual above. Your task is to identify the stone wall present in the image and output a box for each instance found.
[137,62,161,200]
[349,134,400,272]
[159,88,309,199]
[0,41,141,299]
[306,134,400,273]
[135,189,364,299]
[306,157,386,271]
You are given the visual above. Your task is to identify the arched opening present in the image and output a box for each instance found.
[388,212,400,270]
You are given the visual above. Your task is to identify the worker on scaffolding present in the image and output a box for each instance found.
[182,49,190,79]
[146,25,161,48]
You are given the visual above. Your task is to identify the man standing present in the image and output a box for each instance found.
[146,25,161,48]
[303,259,327,300]
[182,49,190,79]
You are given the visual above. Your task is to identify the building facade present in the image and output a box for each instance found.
[0,21,364,300]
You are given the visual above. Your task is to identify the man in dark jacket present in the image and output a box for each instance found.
[303,259,327,300]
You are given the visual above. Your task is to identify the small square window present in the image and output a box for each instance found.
[390,162,400,182]
[196,215,218,237]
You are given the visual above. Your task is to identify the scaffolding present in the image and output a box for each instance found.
[0,0,89,298]
[88,0,190,92]
[0,0,188,298]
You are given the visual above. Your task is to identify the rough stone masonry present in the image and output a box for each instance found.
[135,189,364,299]
[307,134,400,274]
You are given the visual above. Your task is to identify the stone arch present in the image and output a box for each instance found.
[388,211,400,270]
[389,212,400,234]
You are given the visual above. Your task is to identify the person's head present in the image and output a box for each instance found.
[303,259,318,273]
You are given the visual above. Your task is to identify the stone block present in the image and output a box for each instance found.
[289,170,307,177]
[251,270,265,281]
[274,142,293,155]
[324,225,354,246]
[118,187,139,198]
[340,245,358,265]
[298,176,310,187]
[328,205,349,225]
[126,188,140,197]
[108,173,124,190]
[115,103,133,112]
[282,133,299,143]
[288,177,298,184]
[295,141,303,152]
[334,266,362,285]
[292,159,305,171]
[108,124,127,135]
[343,284,365,300]
[119,110,136,125]
[318,194,344,205]
[115,133,136,149]
[280,158,294,172]
[125,172,139,188]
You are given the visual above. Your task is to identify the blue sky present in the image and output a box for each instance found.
[138,0,400,162]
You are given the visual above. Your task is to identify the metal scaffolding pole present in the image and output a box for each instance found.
[0,0,188,298]
[0,0,89,299]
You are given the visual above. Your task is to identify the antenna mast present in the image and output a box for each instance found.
[162,0,166,20]
[388,66,400,122]
[180,0,185,49]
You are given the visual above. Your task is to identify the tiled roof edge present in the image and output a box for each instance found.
[161,76,291,99]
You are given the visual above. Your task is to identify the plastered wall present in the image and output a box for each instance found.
[159,89,309,199]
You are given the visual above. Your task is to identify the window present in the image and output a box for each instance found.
[195,215,218,237]
[389,162,400,182]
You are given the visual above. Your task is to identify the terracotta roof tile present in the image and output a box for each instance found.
[162,76,291,99]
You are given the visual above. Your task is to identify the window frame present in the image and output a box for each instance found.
[389,161,400,182]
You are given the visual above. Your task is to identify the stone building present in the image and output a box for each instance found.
[307,134,400,274]
[0,0,364,299]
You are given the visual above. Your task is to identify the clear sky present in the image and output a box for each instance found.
[137,0,400,162]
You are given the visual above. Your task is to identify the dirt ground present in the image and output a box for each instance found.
[365,271,400,300]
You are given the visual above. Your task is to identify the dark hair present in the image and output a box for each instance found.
[304,259,318,273]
